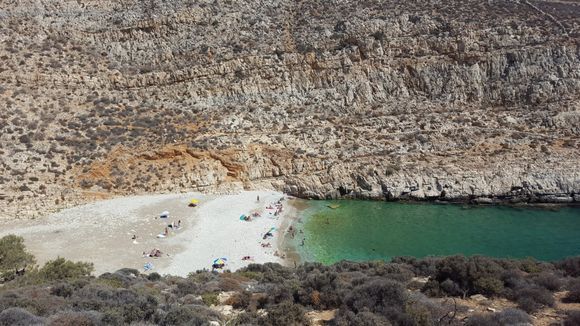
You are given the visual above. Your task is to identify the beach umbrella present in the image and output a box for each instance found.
[213,258,227,265]
[190,199,199,204]
[160,211,169,218]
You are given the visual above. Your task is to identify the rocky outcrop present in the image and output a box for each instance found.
[0,0,579,218]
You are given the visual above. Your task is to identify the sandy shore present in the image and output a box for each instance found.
[0,191,294,276]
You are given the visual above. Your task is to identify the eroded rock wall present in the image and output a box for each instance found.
[1,0,579,218]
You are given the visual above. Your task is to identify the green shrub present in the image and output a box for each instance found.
[114,268,139,278]
[405,301,434,326]
[50,283,74,298]
[0,287,65,316]
[467,308,531,326]
[229,311,261,325]
[101,309,123,325]
[174,279,201,297]
[263,301,307,326]
[201,292,218,306]
[430,256,507,297]
[47,311,102,326]
[95,276,124,289]
[147,272,161,281]
[532,272,563,291]
[238,271,261,280]
[227,291,251,309]
[0,307,44,326]
[519,257,543,274]
[39,257,93,281]
[564,311,580,326]
[563,279,580,303]
[514,287,554,313]
[345,279,407,317]
[0,235,35,281]
[474,277,504,296]
[160,306,220,326]
[557,257,580,277]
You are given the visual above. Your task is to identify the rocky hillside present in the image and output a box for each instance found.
[1,0,579,218]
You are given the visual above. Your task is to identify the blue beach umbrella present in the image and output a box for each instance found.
[213,258,227,265]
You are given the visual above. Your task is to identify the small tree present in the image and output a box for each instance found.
[0,235,35,281]
[39,257,94,281]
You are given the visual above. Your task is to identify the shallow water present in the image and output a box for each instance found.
[296,201,580,264]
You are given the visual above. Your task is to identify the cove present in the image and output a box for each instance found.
[296,201,580,264]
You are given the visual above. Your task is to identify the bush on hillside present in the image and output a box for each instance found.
[225,291,251,309]
[466,308,531,326]
[563,279,580,303]
[0,236,578,326]
[341,278,410,324]
[39,257,93,281]
[0,307,44,326]
[147,272,161,281]
[405,292,455,325]
[564,311,580,326]
[332,310,393,326]
[513,286,554,313]
[262,301,308,326]
[47,310,102,326]
[531,272,563,291]
[391,256,440,277]
[229,311,262,325]
[0,235,35,281]
[557,257,580,277]
[50,282,74,298]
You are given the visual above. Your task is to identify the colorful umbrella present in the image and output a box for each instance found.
[190,199,199,204]
[213,258,227,265]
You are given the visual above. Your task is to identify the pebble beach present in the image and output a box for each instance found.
[0,191,295,276]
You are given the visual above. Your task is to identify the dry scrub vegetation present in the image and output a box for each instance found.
[1,0,580,218]
[1,235,580,325]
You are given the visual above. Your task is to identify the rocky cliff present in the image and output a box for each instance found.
[1,0,579,218]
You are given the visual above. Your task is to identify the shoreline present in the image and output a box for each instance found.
[158,191,289,275]
[288,196,580,209]
[277,197,310,268]
[1,192,577,276]
[2,187,579,221]
[0,191,295,276]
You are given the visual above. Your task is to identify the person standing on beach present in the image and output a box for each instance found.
[257,195,260,202]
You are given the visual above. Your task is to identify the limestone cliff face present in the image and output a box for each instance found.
[1,0,579,218]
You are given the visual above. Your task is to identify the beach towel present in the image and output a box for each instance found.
[156,234,166,238]
[144,262,154,271]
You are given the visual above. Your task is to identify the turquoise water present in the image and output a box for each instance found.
[297,201,580,264]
